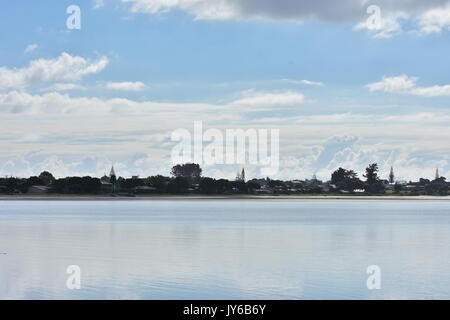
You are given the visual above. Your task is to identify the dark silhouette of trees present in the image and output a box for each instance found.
[28,176,45,186]
[426,177,448,195]
[216,179,231,194]
[39,171,55,186]
[52,177,101,194]
[171,163,202,182]
[120,178,144,191]
[364,163,380,184]
[231,180,248,193]
[363,163,385,194]
[331,168,363,192]
[167,177,190,194]
[146,175,169,193]
[246,180,261,194]
[199,177,217,194]
[1,162,448,196]
[0,177,27,193]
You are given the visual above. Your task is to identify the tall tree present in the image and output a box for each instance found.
[331,167,363,193]
[171,163,202,181]
[39,171,55,186]
[363,163,385,194]
[364,163,380,185]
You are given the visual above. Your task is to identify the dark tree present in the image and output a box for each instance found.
[80,176,102,194]
[331,168,363,193]
[364,163,380,185]
[425,177,448,196]
[216,179,231,194]
[120,178,144,191]
[28,176,45,186]
[246,180,261,194]
[167,177,190,194]
[39,171,55,186]
[171,163,202,181]
[52,177,101,194]
[231,181,248,194]
[146,175,169,193]
[199,177,217,194]
[363,163,385,194]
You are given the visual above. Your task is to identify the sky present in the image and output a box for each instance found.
[1,0,450,181]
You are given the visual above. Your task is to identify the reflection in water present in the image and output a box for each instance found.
[1,200,450,299]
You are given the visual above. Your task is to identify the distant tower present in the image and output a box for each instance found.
[389,166,395,184]
[435,168,440,180]
[109,165,117,192]
[236,168,245,182]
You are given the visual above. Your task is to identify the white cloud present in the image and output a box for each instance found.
[230,90,305,107]
[365,74,418,93]
[24,44,38,54]
[419,3,450,34]
[105,81,145,91]
[366,75,450,97]
[43,83,85,92]
[0,52,108,91]
[354,12,408,39]
[409,85,450,97]
[301,80,324,86]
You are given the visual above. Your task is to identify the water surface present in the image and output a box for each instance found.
[1,200,450,299]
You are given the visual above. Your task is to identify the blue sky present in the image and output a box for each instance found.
[1,0,450,180]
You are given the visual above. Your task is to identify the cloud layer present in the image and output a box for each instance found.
[119,0,450,38]
[0,52,108,91]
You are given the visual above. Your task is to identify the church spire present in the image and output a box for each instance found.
[110,165,116,178]
[235,168,246,182]
[389,166,395,184]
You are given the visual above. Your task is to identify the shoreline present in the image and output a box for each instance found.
[1,194,450,201]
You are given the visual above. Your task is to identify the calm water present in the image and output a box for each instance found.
[1,200,450,299]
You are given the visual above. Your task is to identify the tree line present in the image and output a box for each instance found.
[0,163,448,196]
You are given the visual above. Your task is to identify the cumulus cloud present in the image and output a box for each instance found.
[24,44,38,54]
[353,11,408,38]
[0,52,108,91]
[419,3,450,33]
[105,81,145,91]
[366,74,450,97]
[365,74,418,93]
